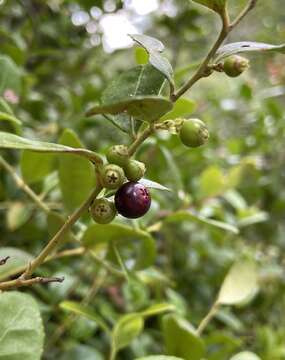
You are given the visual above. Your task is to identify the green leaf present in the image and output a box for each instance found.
[139,178,172,191]
[217,260,259,306]
[112,313,144,352]
[238,211,269,228]
[216,41,285,62]
[163,314,205,360]
[60,345,104,360]
[166,210,239,234]
[135,47,149,65]
[130,34,174,84]
[0,97,14,115]
[6,201,32,231]
[230,352,261,360]
[141,303,176,317]
[58,129,96,212]
[199,165,226,198]
[192,0,227,14]
[0,131,102,164]
[160,98,197,121]
[0,247,33,280]
[60,301,110,334]
[86,65,172,122]
[0,55,22,93]
[82,223,156,269]
[0,291,44,360]
[21,150,55,184]
[136,357,184,360]
[0,111,22,127]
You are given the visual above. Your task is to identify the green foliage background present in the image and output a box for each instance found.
[0,0,284,359]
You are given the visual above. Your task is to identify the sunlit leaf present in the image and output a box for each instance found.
[139,178,171,191]
[216,41,285,62]
[217,260,259,305]
[130,34,174,84]
[230,351,261,360]
[192,0,227,14]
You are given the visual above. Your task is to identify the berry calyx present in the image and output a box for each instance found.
[179,118,209,148]
[106,145,129,167]
[101,164,125,189]
[115,182,151,219]
[90,198,117,224]
[223,55,249,78]
[124,159,146,182]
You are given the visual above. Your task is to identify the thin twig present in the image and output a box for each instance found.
[128,125,154,156]
[0,156,50,214]
[171,8,230,101]
[197,301,220,335]
[230,0,258,29]
[0,276,64,291]
[20,185,103,280]
[0,256,10,266]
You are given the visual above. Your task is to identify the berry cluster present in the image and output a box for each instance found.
[90,118,210,225]
[90,144,150,224]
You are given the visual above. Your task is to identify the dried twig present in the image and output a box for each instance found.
[0,276,64,291]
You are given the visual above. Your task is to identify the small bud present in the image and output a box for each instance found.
[101,164,125,189]
[179,118,209,148]
[106,145,129,167]
[223,55,249,78]
[90,198,117,224]
[124,160,146,182]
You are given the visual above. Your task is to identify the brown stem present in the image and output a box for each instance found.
[0,276,64,291]
[20,185,102,280]
[171,8,230,101]
[128,125,154,156]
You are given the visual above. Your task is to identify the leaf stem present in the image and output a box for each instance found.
[20,185,103,279]
[103,114,129,134]
[197,301,220,335]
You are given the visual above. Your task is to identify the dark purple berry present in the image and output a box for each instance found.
[115,182,151,219]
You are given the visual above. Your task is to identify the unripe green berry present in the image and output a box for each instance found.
[106,145,129,167]
[223,55,249,78]
[124,160,146,182]
[101,164,125,189]
[179,118,209,148]
[90,198,117,224]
